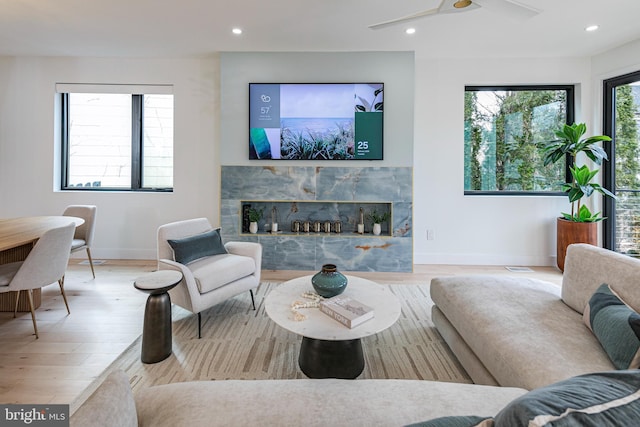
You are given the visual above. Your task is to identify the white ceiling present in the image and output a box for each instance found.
[1,0,639,58]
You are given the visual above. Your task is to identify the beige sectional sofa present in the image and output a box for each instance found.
[431,243,640,390]
[70,370,527,426]
[70,243,640,426]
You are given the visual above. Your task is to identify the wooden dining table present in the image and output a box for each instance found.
[0,216,84,311]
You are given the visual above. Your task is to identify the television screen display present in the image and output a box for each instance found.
[249,83,383,160]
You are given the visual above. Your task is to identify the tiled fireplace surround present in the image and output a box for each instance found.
[220,166,413,272]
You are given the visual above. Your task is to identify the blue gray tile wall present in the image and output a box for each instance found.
[220,166,413,272]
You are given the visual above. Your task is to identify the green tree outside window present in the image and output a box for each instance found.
[464,86,573,193]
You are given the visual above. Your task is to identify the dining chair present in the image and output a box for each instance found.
[0,222,75,339]
[63,205,97,278]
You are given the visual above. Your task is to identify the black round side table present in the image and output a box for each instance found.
[133,270,183,364]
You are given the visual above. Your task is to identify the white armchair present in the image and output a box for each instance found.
[157,218,262,338]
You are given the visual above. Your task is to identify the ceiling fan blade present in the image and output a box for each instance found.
[367,0,539,31]
[476,0,540,20]
[368,7,440,30]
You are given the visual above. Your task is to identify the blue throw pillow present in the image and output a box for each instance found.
[494,370,640,427]
[583,284,640,369]
[167,229,227,264]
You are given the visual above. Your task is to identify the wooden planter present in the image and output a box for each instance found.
[556,218,597,272]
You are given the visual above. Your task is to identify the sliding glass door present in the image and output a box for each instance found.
[603,71,640,255]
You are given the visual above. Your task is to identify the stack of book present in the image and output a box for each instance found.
[319,295,375,328]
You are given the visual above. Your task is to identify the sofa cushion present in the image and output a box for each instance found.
[583,284,640,369]
[406,416,494,427]
[168,228,227,265]
[189,254,256,293]
[70,370,137,427]
[134,378,527,427]
[493,370,640,427]
[430,275,614,390]
[562,244,640,315]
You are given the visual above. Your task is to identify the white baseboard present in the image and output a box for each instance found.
[70,248,156,260]
[72,249,557,267]
[414,251,556,266]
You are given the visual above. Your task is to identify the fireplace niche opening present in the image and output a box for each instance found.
[240,200,393,237]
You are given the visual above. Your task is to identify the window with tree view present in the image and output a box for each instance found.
[464,85,574,194]
[603,72,640,256]
[60,87,174,191]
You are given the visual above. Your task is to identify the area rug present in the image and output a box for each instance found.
[101,281,470,395]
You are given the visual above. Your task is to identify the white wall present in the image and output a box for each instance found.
[591,38,640,81]
[1,48,638,265]
[590,38,640,136]
[218,52,415,167]
[0,56,219,259]
[413,56,593,265]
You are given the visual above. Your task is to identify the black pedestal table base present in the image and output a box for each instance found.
[140,292,173,363]
[298,336,364,379]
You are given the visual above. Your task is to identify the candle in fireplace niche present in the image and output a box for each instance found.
[358,207,364,234]
[271,206,278,233]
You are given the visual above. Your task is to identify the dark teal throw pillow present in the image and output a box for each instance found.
[167,229,227,264]
[583,284,640,369]
[494,370,640,427]
[405,416,493,427]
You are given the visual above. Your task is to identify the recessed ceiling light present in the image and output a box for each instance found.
[405,28,416,35]
[232,28,243,35]
[585,25,599,32]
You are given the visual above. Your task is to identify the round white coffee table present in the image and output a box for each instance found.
[265,275,401,379]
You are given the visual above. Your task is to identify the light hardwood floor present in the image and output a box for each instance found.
[0,260,562,406]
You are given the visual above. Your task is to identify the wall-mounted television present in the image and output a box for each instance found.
[249,83,383,160]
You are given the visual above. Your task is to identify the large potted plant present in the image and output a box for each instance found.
[541,123,616,271]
